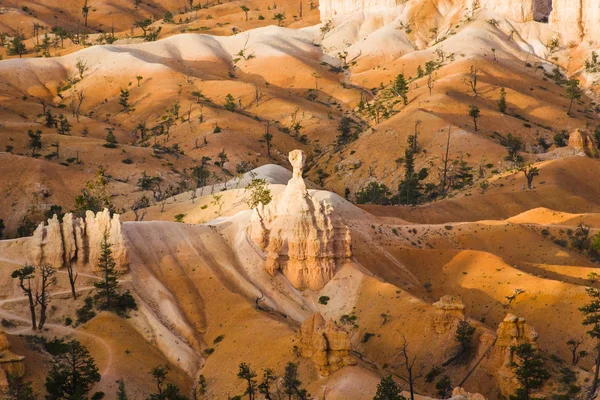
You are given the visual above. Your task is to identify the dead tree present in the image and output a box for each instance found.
[397,335,421,400]
[440,125,452,192]
[35,264,57,330]
[462,65,478,97]
[66,261,78,300]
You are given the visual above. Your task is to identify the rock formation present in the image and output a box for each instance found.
[568,129,597,156]
[494,314,539,397]
[29,209,128,272]
[319,0,396,21]
[298,313,355,376]
[495,313,539,350]
[550,0,600,44]
[0,328,25,392]
[250,150,352,291]
[432,295,465,334]
[451,387,487,400]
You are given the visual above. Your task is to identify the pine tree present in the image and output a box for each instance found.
[93,233,120,311]
[393,73,409,105]
[258,368,276,400]
[469,105,480,131]
[455,319,476,355]
[7,34,26,58]
[116,379,128,400]
[373,375,405,400]
[27,130,42,157]
[7,372,37,400]
[566,78,581,115]
[45,340,101,399]
[580,286,600,394]
[224,94,236,111]
[497,87,507,113]
[119,88,130,112]
[283,362,301,400]
[11,265,37,330]
[396,145,427,205]
[238,363,257,400]
[508,343,550,400]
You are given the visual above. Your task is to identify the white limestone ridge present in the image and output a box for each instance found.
[319,0,599,45]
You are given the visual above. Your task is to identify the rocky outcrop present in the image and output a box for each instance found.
[299,313,355,376]
[494,314,539,397]
[451,387,487,400]
[250,150,352,291]
[432,295,465,334]
[475,0,537,22]
[550,0,600,44]
[0,328,25,392]
[28,209,128,272]
[319,0,396,20]
[568,129,597,156]
[495,313,538,349]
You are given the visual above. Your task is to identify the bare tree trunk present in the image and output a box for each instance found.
[66,261,78,299]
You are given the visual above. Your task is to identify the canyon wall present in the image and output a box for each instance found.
[319,0,397,20]
[319,0,599,47]
[28,209,128,272]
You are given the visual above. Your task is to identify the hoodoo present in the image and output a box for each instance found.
[250,150,352,291]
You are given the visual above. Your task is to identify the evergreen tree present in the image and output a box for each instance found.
[7,34,26,58]
[283,362,301,400]
[455,319,476,355]
[336,116,355,145]
[436,376,452,398]
[508,343,550,400]
[57,114,72,135]
[119,88,130,112]
[27,129,42,157]
[7,372,37,400]
[74,166,115,216]
[93,233,120,311]
[11,265,37,330]
[355,182,391,205]
[104,128,117,148]
[393,73,409,105]
[116,379,128,400]
[580,286,600,394]
[258,368,276,400]
[147,365,187,400]
[237,362,257,400]
[224,94,236,111]
[244,178,272,208]
[396,145,427,205]
[468,105,480,131]
[45,110,57,128]
[566,78,581,115]
[373,375,405,400]
[45,340,101,400]
[497,87,507,113]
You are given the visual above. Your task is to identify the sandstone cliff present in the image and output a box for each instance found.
[29,209,128,272]
[250,150,352,291]
[0,329,24,393]
[299,313,355,376]
[319,0,599,47]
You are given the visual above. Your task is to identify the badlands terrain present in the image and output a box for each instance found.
[0,0,600,399]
